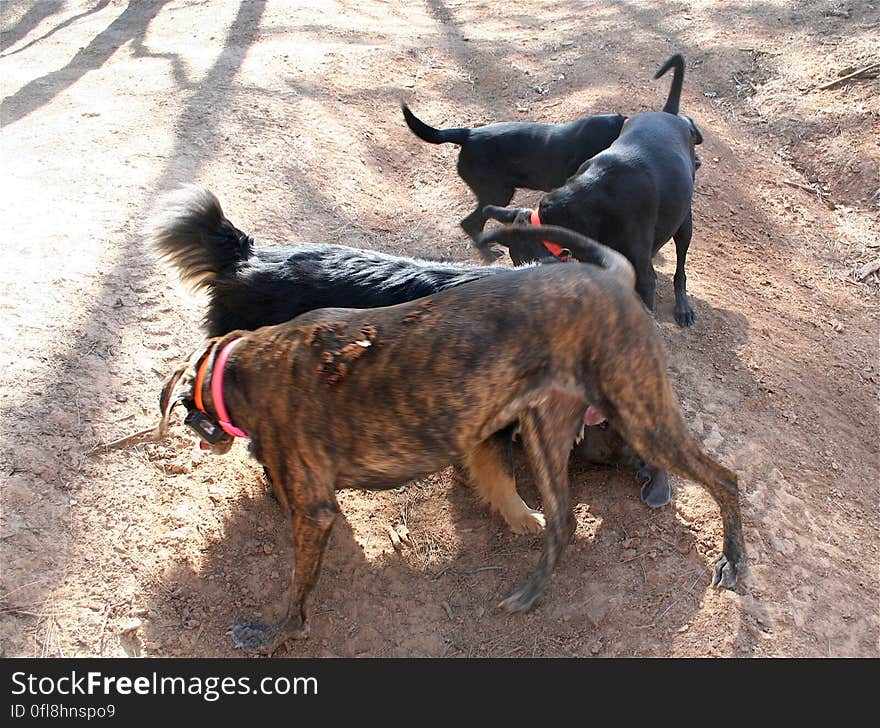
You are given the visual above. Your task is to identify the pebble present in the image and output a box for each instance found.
[119,618,142,635]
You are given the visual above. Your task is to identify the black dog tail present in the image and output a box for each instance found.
[148,186,253,293]
[654,53,685,115]
[477,225,635,287]
[401,103,470,145]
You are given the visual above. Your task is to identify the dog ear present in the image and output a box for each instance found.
[92,339,221,453]
[682,115,703,145]
[157,338,218,433]
[157,366,186,430]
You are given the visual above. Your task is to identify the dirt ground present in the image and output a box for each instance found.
[1,0,878,658]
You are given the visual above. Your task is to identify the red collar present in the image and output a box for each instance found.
[530,209,569,261]
[193,339,249,439]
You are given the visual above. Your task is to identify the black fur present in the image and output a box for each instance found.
[482,54,704,328]
[655,53,685,114]
[149,186,541,337]
[402,103,627,242]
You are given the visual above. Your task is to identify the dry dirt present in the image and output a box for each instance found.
[1,0,878,658]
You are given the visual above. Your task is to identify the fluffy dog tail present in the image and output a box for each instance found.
[477,225,635,287]
[402,103,470,145]
[654,53,685,115]
[148,186,253,293]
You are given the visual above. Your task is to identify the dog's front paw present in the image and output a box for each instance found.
[711,553,744,590]
[510,509,546,535]
[501,500,546,535]
[674,304,697,327]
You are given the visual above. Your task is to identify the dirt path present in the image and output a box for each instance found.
[1,0,877,658]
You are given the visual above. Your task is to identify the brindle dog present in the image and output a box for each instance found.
[145,227,744,654]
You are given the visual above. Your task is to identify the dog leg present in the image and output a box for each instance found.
[604,370,746,588]
[499,394,583,612]
[672,213,696,327]
[461,186,515,242]
[459,168,515,241]
[464,430,545,535]
[637,445,744,586]
[666,446,745,587]
[634,259,658,312]
[262,465,286,507]
[230,471,339,654]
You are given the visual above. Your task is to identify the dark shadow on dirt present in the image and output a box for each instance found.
[0,0,268,652]
[440,447,707,656]
[0,0,66,55]
[1,1,169,127]
[137,472,555,657]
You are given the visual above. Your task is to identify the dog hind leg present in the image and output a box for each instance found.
[464,430,546,535]
[635,258,658,312]
[603,370,746,589]
[499,392,584,612]
[672,212,696,327]
[669,445,744,588]
[460,181,515,242]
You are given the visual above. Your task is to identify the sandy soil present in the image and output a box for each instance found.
[1,0,877,658]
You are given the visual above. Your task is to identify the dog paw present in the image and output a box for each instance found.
[711,553,742,590]
[228,618,309,654]
[674,305,697,327]
[637,464,671,508]
[228,621,283,654]
[498,582,543,613]
[505,507,546,535]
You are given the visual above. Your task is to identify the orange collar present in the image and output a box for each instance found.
[192,340,248,438]
[530,209,569,261]
[193,349,210,414]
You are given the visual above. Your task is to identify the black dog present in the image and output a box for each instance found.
[482,53,703,328]
[402,103,626,242]
[149,185,540,338]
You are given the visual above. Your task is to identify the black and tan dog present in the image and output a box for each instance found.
[138,226,744,654]
[149,185,539,338]
[402,103,626,242]
[481,53,704,328]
